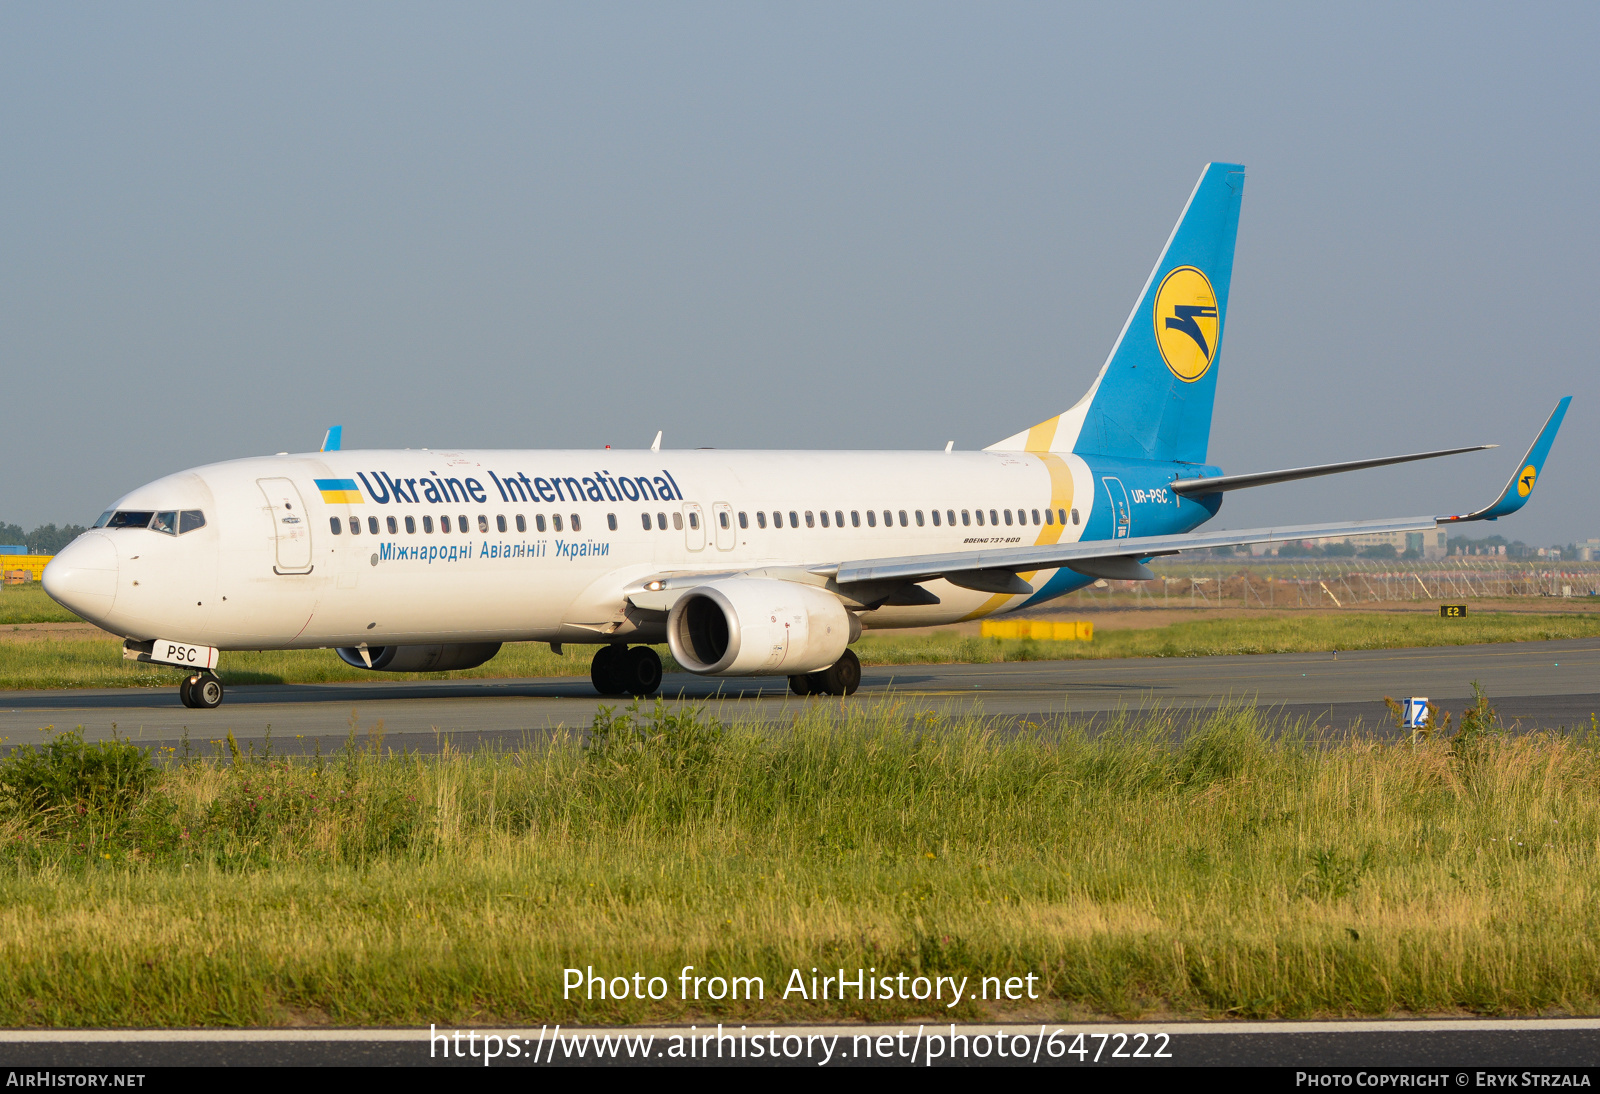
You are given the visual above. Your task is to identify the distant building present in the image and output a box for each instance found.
[1580,539,1600,562]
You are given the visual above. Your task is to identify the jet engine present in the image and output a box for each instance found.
[666,578,856,676]
[335,643,502,672]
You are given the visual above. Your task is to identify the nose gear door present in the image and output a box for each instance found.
[257,478,314,573]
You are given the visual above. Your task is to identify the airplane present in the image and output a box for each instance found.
[41,163,1571,709]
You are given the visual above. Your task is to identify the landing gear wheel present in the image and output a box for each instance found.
[189,673,224,709]
[622,646,663,697]
[808,649,862,697]
[826,648,862,696]
[178,675,197,708]
[590,645,627,696]
[788,673,814,697]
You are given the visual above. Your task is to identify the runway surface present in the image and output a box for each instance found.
[2,638,1597,753]
[1,1020,1597,1068]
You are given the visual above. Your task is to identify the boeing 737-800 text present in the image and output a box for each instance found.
[42,164,1570,708]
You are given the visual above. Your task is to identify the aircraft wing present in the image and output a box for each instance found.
[824,398,1571,593]
[821,514,1440,590]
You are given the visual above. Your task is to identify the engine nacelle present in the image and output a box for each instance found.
[335,643,502,673]
[667,578,855,676]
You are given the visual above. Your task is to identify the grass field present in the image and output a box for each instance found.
[1,697,1598,1026]
[0,584,79,624]
[5,610,1600,690]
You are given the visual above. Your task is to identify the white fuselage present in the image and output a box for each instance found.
[52,447,1105,650]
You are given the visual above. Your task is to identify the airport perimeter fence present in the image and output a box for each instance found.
[1058,559,1600,610]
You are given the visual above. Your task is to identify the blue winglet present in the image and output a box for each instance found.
[321,425,343,452]
[1441,397,1570,523]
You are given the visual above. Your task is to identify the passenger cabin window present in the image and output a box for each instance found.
[1003,510,1012,526]
[835,511,844,528]
[641,513,652,530]
[898,510,908,527]
[497,515,507,533]
[931,510,941,526]
[388,516,398,534]
[460,514,469,532]
[947,509,956,526]
[883,510,893,527]
[805,511,815,528]
[607,514,617,531]
[553,515,564,532]
[657,513,667,530]
[819,511,829,528]
[439,515,451,533]
[738,512,748,529]
[851,511,860,528]
[672,512,682,530]
[686,512,697,530]
[179,510,206,534]
[350,516,361,535]
[788,511,798,528]
[719,511,730,529]
[961,510,971,526]
[1044,509,1054,526]
[866,510,876,527]
[989,509,999,526]
[1031,509,1040,525]
[330,517,342,535]
[478,515,489,533]
[757,512,767,528]
[423,516,434,533]
[537,514,548,532]
[974,510,984,526]
[1070,508,1079,525]
[406,516,417,534]
[516,515,526,533]
[915,510,924,526]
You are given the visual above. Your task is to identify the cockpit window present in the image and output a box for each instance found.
[106,511,154,529]
[93,510,114,528]
[104,509,206,535]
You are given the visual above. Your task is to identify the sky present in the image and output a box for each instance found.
[2,3,1595,545]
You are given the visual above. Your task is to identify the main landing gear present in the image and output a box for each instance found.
[590,644,664,698]
[789,648,861,697]
[179,672,225,709]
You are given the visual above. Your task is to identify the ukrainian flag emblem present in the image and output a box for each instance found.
[314,478,363,504]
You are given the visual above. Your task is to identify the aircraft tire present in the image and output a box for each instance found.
[809,649,862,697]
[191,674,224,709]
[788,674,813,697]
[829,649,862,696]
[623,646,663,697]
[178,675,197,708]
[590,645,626,696]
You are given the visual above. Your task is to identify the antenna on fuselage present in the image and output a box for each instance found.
[651,430,662,452]
[944,441,954,452]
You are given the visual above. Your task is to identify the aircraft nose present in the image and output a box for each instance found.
[42,533,118,622]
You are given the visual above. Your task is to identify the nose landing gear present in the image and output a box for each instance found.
[789,648,861,697]
[590,645,663,698]
[179,672,225,709]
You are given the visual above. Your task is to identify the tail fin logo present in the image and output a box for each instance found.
[1153,266,1220,382]
[1517,465,1536,497]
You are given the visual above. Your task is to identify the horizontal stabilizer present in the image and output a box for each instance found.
[1440,397,1571,523]
[1171,444,1495,497]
